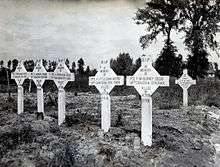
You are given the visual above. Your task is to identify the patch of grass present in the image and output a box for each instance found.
[205,94,220,108]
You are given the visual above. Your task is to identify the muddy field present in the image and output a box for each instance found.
[0,89,220,167]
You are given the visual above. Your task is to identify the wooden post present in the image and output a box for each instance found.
[101,94,111,132]
[37,87,44,113]
[183,89,188,107]
[141,95,152,146]
[17,85,24,114]
[58,88,66,125]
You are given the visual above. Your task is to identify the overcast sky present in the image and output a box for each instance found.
[0,0,219,68]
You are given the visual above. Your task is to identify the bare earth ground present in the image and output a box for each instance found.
[0,90,220,167]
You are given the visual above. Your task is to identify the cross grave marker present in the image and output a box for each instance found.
[29,60,49,114]
[50,59,75,125]
[175,69,196,106]
[11,60,28,114]
[127,55,169,146]
[89,60,124,132]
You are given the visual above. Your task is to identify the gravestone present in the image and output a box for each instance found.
[175,69,196,106]
[29,60,48,114]
[127,55,169,146]
[50,59,75,125]
[11,60,28,114]
[89,60,124,132]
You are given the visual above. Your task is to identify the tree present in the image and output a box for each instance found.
[110,53,134,85]
[181,0,220,51]
[135,0,183,48]
[180,0,220,78]
[42,59,49,70]
[50,61,57,72]
[0,60,4,69]
[77,58,85,76]
[71,62,76,73]
[214,62,220,78]
[85,66,90,77]
[24,60,35,72]
[65,59,70,70]
[155,42,183,77]
[24,60,35,93]
[135,0,184,77]
[187,49,209,78]
[89,69,98,76]
[12,59,18,72]
[132,57,141,74]
[5,60,12,97]
[7,60,12,70]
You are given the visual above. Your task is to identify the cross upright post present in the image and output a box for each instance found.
[11,60,28,114]
[127,55,170,146]
[50,59,75,125]
[29,60,49,114]
[89,60,124,132]
[175,69,196,107]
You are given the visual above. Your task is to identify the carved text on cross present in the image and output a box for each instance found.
[36,65,41,72]
[176,69,196,90]
[57,65,64,73]
[89,60,124,94]
[17,65,22,72]
[127,56,169,96]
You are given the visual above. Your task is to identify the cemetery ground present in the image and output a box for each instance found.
[0,78,220,167]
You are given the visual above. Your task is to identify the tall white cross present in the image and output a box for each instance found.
[89,60,124,132]
[29,60,49,114]
[11,60,28,114]
[127,55,169,146]
[175,69,196,106]
[50,59,75,125]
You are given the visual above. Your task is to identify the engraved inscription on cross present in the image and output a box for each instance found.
[175,69,196,106]
[175,69,196,90]
[89,60,124,95]
[30,60,48,88]
[50,59,75,90]
[11,60,28,86]
[127,56,169,96]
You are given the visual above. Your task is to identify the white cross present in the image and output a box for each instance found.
[127,56,169,96]
[29,60,48,88]
[29,60,49,114]
[11,60,28,114]
[127,55,170,146]
[50,59,74,90]
[89,60,124,132]
[11,60,28,86]
[175,69,196,106]
[49,59,75,125]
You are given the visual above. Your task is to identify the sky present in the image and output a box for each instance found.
[0,0,219,68]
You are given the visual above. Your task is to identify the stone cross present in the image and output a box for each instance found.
[89,60,124,132]
[175,69,196,106]
[127,55,169,146]
[50,59,75,125]
[11,60,28,114]
[29,60,48,114]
